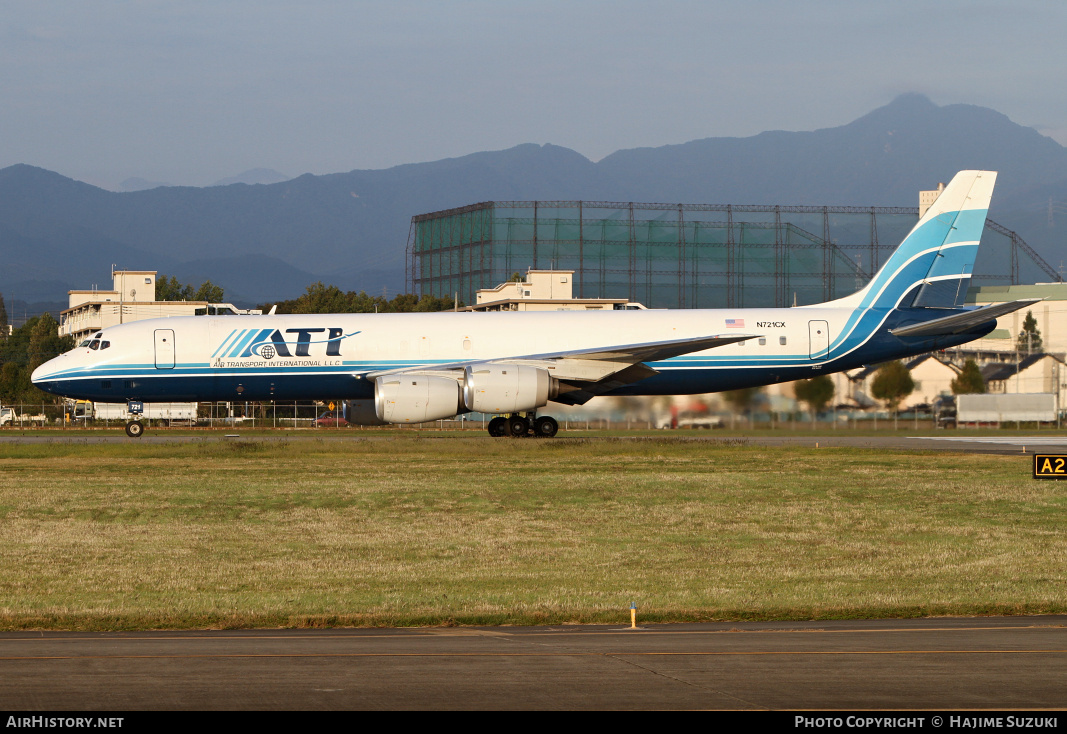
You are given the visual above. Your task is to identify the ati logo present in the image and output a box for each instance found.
[214,328,358,360]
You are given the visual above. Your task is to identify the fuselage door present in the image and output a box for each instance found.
[808,320,829,360]
[155,329,176,369]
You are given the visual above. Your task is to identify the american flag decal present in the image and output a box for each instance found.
[725,318,745,328]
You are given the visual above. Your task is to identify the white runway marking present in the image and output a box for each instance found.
[914,436,1067,446]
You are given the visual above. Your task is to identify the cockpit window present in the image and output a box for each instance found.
[80,332,104,348]
[100,341,110,350]
[88,340,99,350]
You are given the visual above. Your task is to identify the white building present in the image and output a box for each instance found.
[919,183,946,217]
[60,269,258,343]
[960,283,1067,357]
[834,354,960,411]
[982,353,1066,409]
[462,270,639,312]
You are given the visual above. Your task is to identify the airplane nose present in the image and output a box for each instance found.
[31,358,60,393]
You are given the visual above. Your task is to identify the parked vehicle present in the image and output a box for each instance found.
[67,400,198,425]
[933,395,957,429]
[0,406,47,426]
[957,393,1056,424]
[659,413,724,429]
[315,409,349,427]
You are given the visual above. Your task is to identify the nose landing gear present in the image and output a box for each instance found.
[125,400,145,438]
[486,413,559,438]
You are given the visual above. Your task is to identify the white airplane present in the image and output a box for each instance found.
[33,170,1037,438]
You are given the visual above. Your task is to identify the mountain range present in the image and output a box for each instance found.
[1,93,1064,319]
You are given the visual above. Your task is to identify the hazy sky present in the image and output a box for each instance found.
[3,1,1065,189]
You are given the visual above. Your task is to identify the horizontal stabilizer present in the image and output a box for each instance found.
[889,298,1041,338]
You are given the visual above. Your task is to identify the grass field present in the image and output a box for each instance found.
[0,434,1062,629]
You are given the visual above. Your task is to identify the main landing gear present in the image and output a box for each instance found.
[487,413,559,438]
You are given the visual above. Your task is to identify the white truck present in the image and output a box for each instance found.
[0,406,48,426]
[956,393,1057,424]
[69,401,199,425]
[659,412,725,429]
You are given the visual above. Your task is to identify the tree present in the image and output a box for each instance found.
[870,360,914,414]
[0,314,73,403]
[951,359,985,395]
[156,275,193,301]
[793,375,835,419]
[28,314,67,370]
[265,284,455,315]
[156,274,225,303]
[193,280,224,303]
[1016,310,1043,355]
[721,387,762,417]
[409,294,458,312]
[0,362,29,403]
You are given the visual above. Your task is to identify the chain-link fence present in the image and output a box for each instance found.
[1,401,1060,431]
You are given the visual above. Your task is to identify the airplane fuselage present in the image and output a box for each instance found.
[34,305,993,405]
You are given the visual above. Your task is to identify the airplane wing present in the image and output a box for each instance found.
[889,298,1041,338]
[361,333,758,403]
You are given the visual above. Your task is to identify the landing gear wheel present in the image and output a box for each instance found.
[534,416,559,438]
[125,420,144,438]
[487,416,507,437]
[507,415,529,437]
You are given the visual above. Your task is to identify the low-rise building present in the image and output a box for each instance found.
[60,269,258,342]
[838,354,960,411]
[461,270,641,312]
[962,283,1067,356]
[981,353,1066,405]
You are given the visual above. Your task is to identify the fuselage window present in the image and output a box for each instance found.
[758,337,767,346]
[779,336,787,345]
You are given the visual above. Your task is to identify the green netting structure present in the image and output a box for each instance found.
[407,201,1057,309]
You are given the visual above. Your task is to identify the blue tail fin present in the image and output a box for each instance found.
[836,170,996,311]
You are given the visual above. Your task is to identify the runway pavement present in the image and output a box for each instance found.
[1,431,1066,454]
[735,434,1067,454]
[1,617,1065,710]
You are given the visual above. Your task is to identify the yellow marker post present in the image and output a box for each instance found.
[630,602,637,629]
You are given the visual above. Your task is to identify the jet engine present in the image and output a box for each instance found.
[462,364,555,414]
[374,375,465,423]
